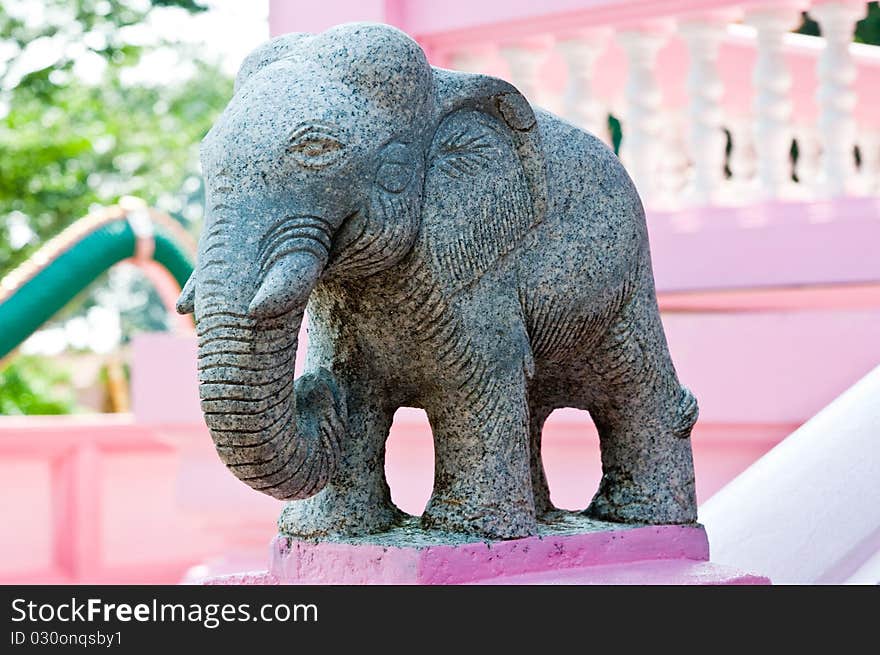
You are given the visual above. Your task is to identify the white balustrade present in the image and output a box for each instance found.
[434,1,879,208]
[701,365,880,584]
[728,117,757,185]
[745,6,803,200]
[556,29,612,142]
[618,25,670,203]
[448,46,493,74]
[793,124,822,187]
[680,17,729,204]
[812,1,865,196]
[657,112,691,202]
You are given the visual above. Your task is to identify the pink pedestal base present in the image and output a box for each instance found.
[196,522,770,585]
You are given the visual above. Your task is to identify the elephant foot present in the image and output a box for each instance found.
[584,473,697,525]
[278,485,406,539]
[420,494,538,541]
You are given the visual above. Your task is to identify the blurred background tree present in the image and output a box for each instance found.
[0,0,236,413]
[798,1,880,43]
[0,354,76,414]
[0,0,232,334]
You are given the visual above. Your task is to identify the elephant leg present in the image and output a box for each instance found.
[583,283,698,525]
[421,371,537,539]
[528,402,555,518]
[278,376,403,537]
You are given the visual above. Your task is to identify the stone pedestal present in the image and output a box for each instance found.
[196,514,770,585]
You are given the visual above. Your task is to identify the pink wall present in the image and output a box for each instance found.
[269,0,401,35]
[0,416,281,584]
[0,415,784,583]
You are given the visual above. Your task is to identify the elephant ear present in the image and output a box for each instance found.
[422,69,548,290]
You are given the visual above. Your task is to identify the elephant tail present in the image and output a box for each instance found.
[671,385,699,438]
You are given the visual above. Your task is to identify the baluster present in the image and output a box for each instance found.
[498,38,549,105]
[745,6,803,200]
[618,24,670,204]
[728,117,757,185]
[556,29,611,142]
[859,129,880,193]
[657,111,690,203]
[811,1,865,196]
[680,16,729,204]
[793,124,821,188]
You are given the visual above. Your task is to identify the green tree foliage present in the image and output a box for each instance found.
[0,354,76,414]
[0,1,234,413]
[798,2,880,44]
[0,0,232,277]
[0,0,234,352]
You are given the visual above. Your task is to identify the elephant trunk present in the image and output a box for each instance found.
[195,231,337,501]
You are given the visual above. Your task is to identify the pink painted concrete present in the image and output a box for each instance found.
[648,198,880,293]
[658,283,880,312]
[195,523,769,585]
[0,412,783,583]
[132,301,880,429]
[269,0,402,36]
[0,416,280,584]
[7,298,876,583]
[323,0,785,44]
[266,524,712,584]
[198,560,769,585]
[661,309,880,424]
[472,559,771,584]
[131,333,200,424]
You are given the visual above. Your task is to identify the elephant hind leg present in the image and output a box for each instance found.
[583,282,698,525]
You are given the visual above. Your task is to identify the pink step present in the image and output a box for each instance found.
[473,559,770,585]
[193,516,769,585]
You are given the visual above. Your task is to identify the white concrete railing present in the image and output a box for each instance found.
[428,1,880,209]
[699,364,880,584]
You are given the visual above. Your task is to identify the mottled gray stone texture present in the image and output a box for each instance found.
[176,22,699,541]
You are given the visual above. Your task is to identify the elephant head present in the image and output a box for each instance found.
[176,23,546,501]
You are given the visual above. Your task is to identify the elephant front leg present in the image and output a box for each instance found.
[421,372,538,540]
[278,374,403,538]
[528,402,556,518]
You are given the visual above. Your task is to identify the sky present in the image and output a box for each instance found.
[123,0,270,80]
[2,0,269,89]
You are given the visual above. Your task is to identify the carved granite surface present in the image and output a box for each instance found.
[176,22,699,541]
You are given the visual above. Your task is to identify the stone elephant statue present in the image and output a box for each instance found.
[176,22,699,540]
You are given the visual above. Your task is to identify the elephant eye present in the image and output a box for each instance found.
[287,127,345,169]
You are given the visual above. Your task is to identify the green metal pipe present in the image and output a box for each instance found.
[0,214,195,360]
